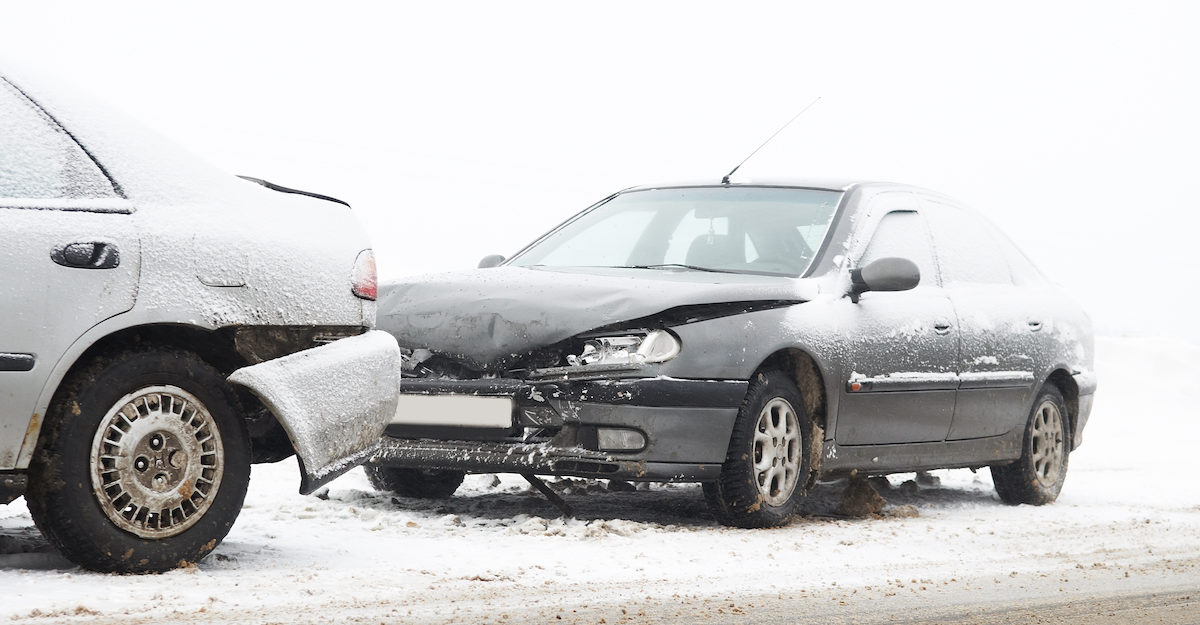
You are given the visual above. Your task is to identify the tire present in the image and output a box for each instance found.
[703,370,813,528]
[991,385,1070,505]
[364,465,465,499]
[25,348,251,573]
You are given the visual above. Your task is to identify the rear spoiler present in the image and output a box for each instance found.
[237,175,351,208]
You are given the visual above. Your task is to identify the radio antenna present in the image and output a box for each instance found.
[721,96,821,185]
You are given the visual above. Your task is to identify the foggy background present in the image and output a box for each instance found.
[5,1,1196,338]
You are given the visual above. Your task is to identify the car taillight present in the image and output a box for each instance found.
[351,249,377,300]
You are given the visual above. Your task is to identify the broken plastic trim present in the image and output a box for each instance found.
[0,473,27,505]
[526,361,646,381]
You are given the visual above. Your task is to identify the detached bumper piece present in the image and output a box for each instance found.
[373,435,720,481]
[229,330,402,494]
[376,376,746,481]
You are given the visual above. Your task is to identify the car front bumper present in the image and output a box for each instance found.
[373,376,746,481]
[1072,370,1098,450]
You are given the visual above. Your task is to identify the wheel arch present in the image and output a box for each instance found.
[757,349,828,433]
[20,323,295,469]
[756,347,830,487]
[1043,367,1080,450]
[65,324,248,376]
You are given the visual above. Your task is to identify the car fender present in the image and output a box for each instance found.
[659,295,852,435]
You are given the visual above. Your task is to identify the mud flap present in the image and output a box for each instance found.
[228,330,401,494]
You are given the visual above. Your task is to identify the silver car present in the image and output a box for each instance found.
[0,69,400,571]
[372,180,1096,527]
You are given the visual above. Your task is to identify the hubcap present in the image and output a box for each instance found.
[1030,400,1065,487]
[752,398,801,506]
[89,386,224,539]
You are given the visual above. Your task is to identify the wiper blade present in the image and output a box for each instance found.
[620,264,733,273]
[237,175,351,208]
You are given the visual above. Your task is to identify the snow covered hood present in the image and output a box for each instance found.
[377,266,815,370]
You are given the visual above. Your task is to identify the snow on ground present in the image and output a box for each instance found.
[2,336,1198,624]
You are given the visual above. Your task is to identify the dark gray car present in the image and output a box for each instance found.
[372,180,1096,527]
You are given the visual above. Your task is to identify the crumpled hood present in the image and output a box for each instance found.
[377,266,815,371]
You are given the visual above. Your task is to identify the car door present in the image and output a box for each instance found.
[921,197,1037,440]
[0,78,140,469]
[835,196,960,445]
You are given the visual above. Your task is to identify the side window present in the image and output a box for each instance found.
[860,210,940,288]
[0,80,116,200]
[991,229,1047,286]
[924,202,1012,286]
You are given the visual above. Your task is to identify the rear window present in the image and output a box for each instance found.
[0,79,116,200]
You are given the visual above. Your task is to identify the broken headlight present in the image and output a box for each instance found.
[566,330,680,367]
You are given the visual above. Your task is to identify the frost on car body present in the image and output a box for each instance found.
[0,65,397,572]
[370,181,1096,528]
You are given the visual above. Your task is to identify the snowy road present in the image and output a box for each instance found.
[3,337,1198,624]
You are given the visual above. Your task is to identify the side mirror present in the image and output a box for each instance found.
[850,257,920,303]
[478,254,506,269]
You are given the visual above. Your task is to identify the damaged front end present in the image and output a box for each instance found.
[374,324,751,482]
[371,265,811,481]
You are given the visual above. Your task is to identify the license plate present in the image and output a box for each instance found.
[391,394,514,428]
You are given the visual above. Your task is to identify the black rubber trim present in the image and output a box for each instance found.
[956,375,1035,390]
[847,376,959,393]
[0,353,35,372]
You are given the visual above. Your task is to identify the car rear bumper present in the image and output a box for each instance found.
[373,376,746,481]
[229,330,401,494]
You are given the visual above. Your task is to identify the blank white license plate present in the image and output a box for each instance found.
[391,394,514,428]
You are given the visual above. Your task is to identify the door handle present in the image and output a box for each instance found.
[1027,320,1043,332]
[933,322,953,335]
[51,242,120,269]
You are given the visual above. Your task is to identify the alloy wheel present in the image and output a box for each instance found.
[1029,399,1065,487]
[752,398,801,506]
[89,386,225,538]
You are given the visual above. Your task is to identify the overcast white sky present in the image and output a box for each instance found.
[4,1,1197,338]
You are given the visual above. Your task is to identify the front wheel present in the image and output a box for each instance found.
[364,465,465,499]
[25,348,251,573]
[991,385,1070,505]
[703,370,813,528]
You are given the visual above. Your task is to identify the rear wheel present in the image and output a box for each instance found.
[704,370,812,528]
[364,465,465,499]
[991,385,1070,505]
[26,348,250,573]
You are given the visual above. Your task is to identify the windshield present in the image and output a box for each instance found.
[509,186,843,277]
